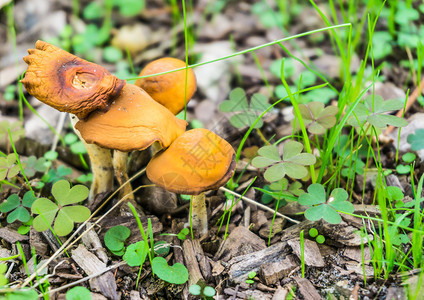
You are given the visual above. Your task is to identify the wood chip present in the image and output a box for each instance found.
[259,254,298,285]
[228,242,289,283]
[0,247,11,263]
[215,226,266,262]
[210,260,225,277]
[224,287,246,298]
[81,222,108,264]
[30,228,48,257]
[345,261,374,279]
[288,239,325,267]
[251,210,268,232]
[322,221,373,246]
[244,289,273,300]
[385,287,406,300]
[281,220,320,242]
[259,217,286,239]
[294,277,321,300]
[343,246,371,263]
[272,286,288,300]
[0,226,29,243]
[72,244,118,300]
[129,290,142,300]
[182,239,204,286]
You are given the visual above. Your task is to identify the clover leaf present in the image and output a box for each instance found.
[220,88,269,129]
[0,154,20,181]
[395,2,419,26]
[257,179,303,207]
[177,227,190,241]
[298,184,354,224]
[113,0,145,17]
[407,129,424,151]
[123,241,149,267]
[0,191,35,223]
[341,158,365,178]
[151,257,189,285]
[302,87,338,104]
[0,120,25,144]
[372,31,393,60]
[41,165,72,184]
[347,95,407,129]
[31,180,90,236]
[22,156,49,178]
[295,102,338,135]
[268,178,304,198]
[104,225,131,256]
[252,141,316,182]
[66,286,92,300]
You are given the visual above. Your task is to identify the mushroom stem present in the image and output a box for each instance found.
[70,114,114,202]
[190,193,208,235]
[112,150,134,202]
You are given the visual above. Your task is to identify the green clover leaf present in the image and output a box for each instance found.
[31,180,90,236]
[407,129,424,151]
[104,225,131,253]
[123,241,149,267]
[295,102,338,135]
[52,180,89,206]
[0,154,20,181]
[66,286,92,300]
[220,88,269,129]
[252,141,316,182]
[299,184,353,224]
[0,191,35,224]
[348,95,407,129]
[22,156,49,178]
[152,257,189,285]
[31,198,59,232]
[0,121,25,145]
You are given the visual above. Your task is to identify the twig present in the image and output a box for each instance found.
[384,76,424,135]
[219,187,300,224]
[42,261,126,297]
[50,112,67,153]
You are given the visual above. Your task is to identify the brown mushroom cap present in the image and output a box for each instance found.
[146,128,236,195]
[21,41,125,119]
[75,84,187,152]
[135,57,196,115]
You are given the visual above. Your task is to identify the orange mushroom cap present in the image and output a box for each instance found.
[146,128,236,195]
[21,41,125,119]
[135,57,196,115]
[75,84,187,152]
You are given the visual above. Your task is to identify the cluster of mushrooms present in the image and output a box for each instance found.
[21,41,236,234]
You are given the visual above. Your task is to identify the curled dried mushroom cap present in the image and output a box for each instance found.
[135,57,196,115]
[21,40,125,119]
[75,84,187,152]
[146,128,236,195]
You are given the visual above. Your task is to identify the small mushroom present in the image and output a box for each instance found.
[135,57,196,115]
[21,41,125,119]
[21,40,124,200]
[146,128,236,234]
[75,84,187,206]
[21,41,187,213]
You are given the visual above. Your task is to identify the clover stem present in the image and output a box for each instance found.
[190,192,208,236]
[256,128,270,145]
[70,114,114,202]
